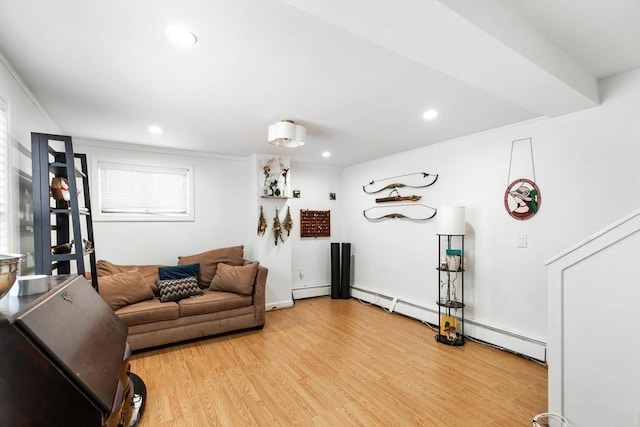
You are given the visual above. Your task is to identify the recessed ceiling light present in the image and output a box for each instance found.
[148,125,162,135]
[422,109,439,120]
[166,26,197,47]
[321,151,331,158]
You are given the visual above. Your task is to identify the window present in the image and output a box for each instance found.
[0,98,8,251]
[94,160,194,222]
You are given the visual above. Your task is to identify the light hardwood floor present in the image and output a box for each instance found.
[130,297,547,426]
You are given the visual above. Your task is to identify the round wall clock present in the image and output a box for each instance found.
[504,178,541,220]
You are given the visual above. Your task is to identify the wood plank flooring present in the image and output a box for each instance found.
[130,297,547,426]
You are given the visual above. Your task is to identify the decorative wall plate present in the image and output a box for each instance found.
[504,178,541,220]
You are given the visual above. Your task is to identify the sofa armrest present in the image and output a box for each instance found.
[253,264,267,324]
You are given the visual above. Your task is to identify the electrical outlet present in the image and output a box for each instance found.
[517,234,528,248]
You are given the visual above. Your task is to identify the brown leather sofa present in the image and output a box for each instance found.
[95,245,267,351]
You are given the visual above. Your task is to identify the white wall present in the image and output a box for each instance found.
[342,68,640,358]
[1,55,59,264]
[246,154,294,310]
[289,163,343,296]
[246,156,343,306]
[74,140,250,267]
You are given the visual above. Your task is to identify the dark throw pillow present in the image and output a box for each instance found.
[158,263,200,282]
[157,276,202,302]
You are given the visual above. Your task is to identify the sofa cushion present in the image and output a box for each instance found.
[97,260,162,295]
[158,263,200,282]
[157,276,203,302]
[99,270,152,310]
[209,262,258,296]
[98,270,154,311]
[177,245,244,288]
[178,289,253,317]
[115,298,179,327]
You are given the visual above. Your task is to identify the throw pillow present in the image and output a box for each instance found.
[96,260,162,295]
[98,270,154,311]
[158,263,200,282]
[209,262,258,296]
[157,276,203,302]
[178,245,244,288]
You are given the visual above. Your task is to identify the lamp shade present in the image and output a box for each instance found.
[437,206,466,235]
[268,120,306,148]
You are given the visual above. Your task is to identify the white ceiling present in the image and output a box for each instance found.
[0,0,638,167]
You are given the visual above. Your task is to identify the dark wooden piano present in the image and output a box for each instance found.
[0,275,139,426]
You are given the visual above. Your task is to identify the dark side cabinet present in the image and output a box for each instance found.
[0,275,133,426]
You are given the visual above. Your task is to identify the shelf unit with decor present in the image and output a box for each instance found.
[436,233,465,346]
[31,133,98,290]
[435,206,466,346]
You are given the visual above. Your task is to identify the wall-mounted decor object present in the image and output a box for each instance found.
[272,208,284,246]
[375,189,421,203]
[329,192,336,200]
[300,210,330,237]
[257,205,267,236]
[504,138,542,220]
[258,156,291,198]
[504,178,541,221]
[293,190,301,198]
[283,206,293,236]
[362,172,438,194]
[363,204,437,221]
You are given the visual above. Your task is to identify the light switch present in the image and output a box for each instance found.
[517,234,528,248]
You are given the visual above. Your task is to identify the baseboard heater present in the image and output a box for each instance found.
[351,286,547,362]
[292,284,331,300]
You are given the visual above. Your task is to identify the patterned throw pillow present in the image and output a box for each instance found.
[157,276,202,302]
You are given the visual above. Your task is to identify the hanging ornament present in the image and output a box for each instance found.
[272,208,284,246]
[283,206,293,236]
[257,205,267,236]
[504,138,542,220]
[504,178,541,220]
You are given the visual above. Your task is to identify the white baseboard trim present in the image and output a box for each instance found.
[351,286,546,362]
[265,299,294,311]
[292,284,331,300]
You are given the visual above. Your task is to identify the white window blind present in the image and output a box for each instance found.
[96,160,194,221]
[0,98,8,251]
